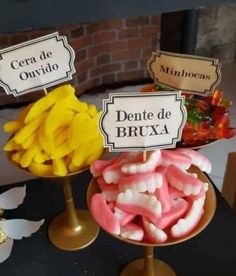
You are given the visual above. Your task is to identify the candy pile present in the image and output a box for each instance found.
[3,85,104,176]
[183,89,236,145]
[140,84,236,146]
[90,149,211,243]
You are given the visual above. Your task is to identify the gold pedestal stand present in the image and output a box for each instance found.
[121,246,175,276]
[7,151,100,251]
[87,166,216,276]
[48,175,99,251]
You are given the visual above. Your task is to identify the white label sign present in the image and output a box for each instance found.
[100,92,187,152]
[147,50,221,95]
[0,32,75,96]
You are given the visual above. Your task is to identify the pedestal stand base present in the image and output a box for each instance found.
[48,209,99,251]
[120,258,176,276]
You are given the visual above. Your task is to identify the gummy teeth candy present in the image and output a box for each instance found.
[90,148,211,243]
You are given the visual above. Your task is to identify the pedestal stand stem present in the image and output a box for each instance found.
[142,246,155,276]
[62,176,80,229]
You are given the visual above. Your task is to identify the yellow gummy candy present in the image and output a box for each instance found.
[47,111,74,153]
[24,85,75,124]
[38,125,52,154]
[84,134,104,165]
[67,112,97,151]
[87,104,98,118]
[86,147,104,167]
[50,142,71,159]
[21,132,37,150]
[14,111,48,145]
[68,161,81,173]
[44,99,74,135]
[69,97,88,113]
[3,120,21,133]
[17,103,33,121]
[28,162,53,176]
[11,151,25,164]
[53,158,67,176]
[71,146,87,167]
[3,103,34,133]
[71,134,103,167]
[55,127,68,147]
[20,141,42,168]
[3,137,23,151]
[34,151,50,164]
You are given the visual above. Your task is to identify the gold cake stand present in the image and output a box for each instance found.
[6,153,99,251]
[87,165,216,276]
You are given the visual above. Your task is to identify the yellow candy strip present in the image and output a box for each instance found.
[50,143,71,159]
[54,126,65,139]
[53,158,67,176]
[34,151,50,164]
[3,120,21,133]
[44,99,74,137]
[3,103,34,134]
[86,147,104,167]
[14,112,48,145]
[38,125,52,154]
[71,134,103,167]
[67,112,95,151]
[21,132,37,150]
[44,97,74,152]
[55,127,68,147]
[20,142,42,168]
[83,134,104,165]
[36,110,72,154]
[3,137,23,151]
[69,97,88,113]
[71,146,87,167]
[24,85,75,124]
[28,162,53,176]
[68,161,81,173]
[87,104,98,118]
[11,151,25,164]
[17,103,33,121]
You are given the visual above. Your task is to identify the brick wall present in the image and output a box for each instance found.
[0,15,160,107]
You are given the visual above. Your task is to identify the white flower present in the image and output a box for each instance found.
[0,186,26,212]
[0,219,44,263]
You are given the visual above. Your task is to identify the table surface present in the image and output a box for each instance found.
[0,170,236,276]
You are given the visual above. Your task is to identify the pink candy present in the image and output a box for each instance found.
[91,193,120,235]
[152,198,189,229]
[161,150,192,170]
[120,222,144,241]
[119,171,163,193]
[142,217,167,243]
[177,148,212,174]
[154,174,171,212]
[90,149,210,243]
[116,189,162,222]
[166,165,203,196]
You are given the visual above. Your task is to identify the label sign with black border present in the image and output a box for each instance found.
[100,92,187,152]
[147,50,221,95]
[0,32,75,96]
